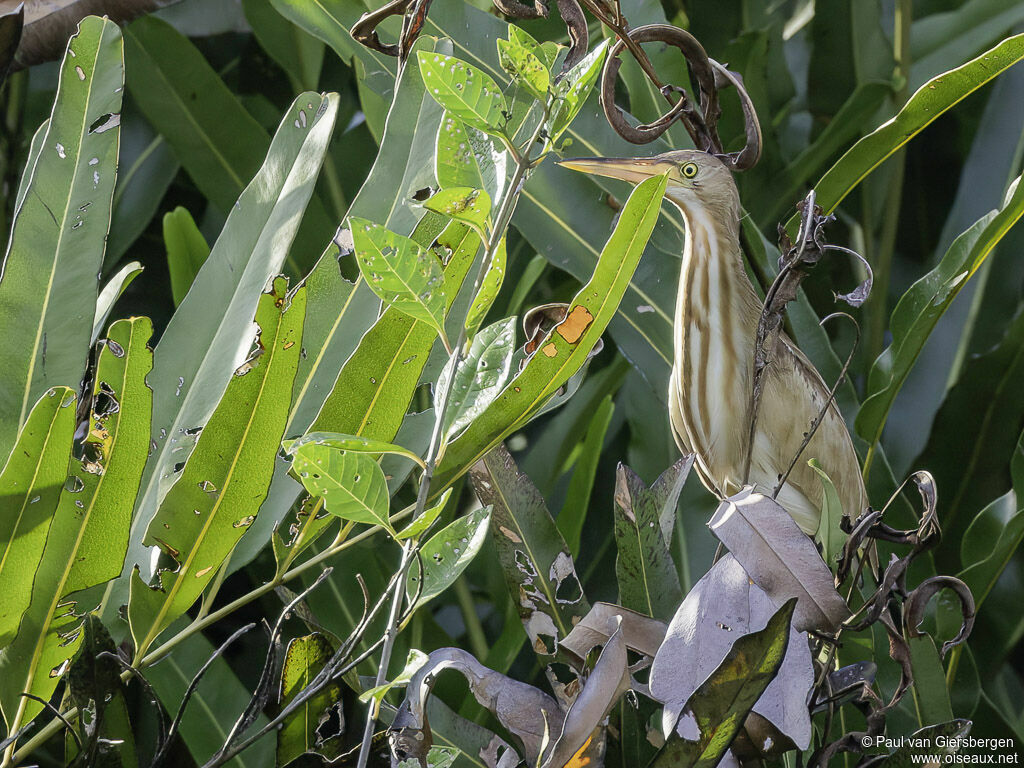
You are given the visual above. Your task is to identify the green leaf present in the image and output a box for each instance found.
[0,318,152,733]
[435,112,506,203]
[121,92,337,597]
[856,175,1024,449]
[794,33,1024,234]
[439,318,517,439]
[556,394,616,556]
[398,746,460,768]
[548,40,609,140]
[358,648,429,704]
[908,635,954,727]
[433,172,667,492]
[471,446,590,658]
[243,0,325,91]
[350,217,449,343]
[808,459,847,567]
[278,633,344,765]
[284,432,425,468]
[424,186,491,233]
[407,506,491,608]
[395,489,453,541]
[163,206,210,307]
[650,599,797,768]
[464,238,506,336]
[128,278,305,659]
[289,444,391,530]
[0,17,123,460]
[0,388,76,649]
[497,36,549,100]
[612,458,687,621]
[92,261,144,342]
[417,51,507,135]
[123,15,333,275]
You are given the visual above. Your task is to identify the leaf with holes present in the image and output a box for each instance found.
[350,217,449,344]
[438,318,517,439]
[406,506,491,608]
[278,633,344,765]
[465,238,506,337]
[547,40,609,141]
[435,112,506,205]
[127,278,304,659]
[418,51,507,135]
[424,186,491,234]
[290,444,391,531]
[497,35,549,101]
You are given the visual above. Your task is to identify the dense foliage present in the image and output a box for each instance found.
[0,0,1023,766]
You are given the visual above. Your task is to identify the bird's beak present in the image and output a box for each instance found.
[557,156,673,185]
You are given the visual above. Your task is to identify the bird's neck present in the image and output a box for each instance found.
[670,198,763,454]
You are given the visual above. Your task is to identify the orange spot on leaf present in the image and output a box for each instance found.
[555,306,593,344]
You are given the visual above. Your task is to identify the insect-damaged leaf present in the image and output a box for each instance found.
[437,318,516,440]
[497,34,549,101]
[613,457,692,620]
[278,633,345,765]
[0,318,152,734]
[649,555,812,752]
[407,506,491,608]
[350,217,449,345]
[418,51,507,135]
[547,40,609,141]
[435,112,506,206]
[423,186,491,234]
[0,387,77,649]
[650,595,799,768]
[128,278,304,659]
[708,489,850,632]
[470,445,589,658]
[289,443,391,531]
[0,16,123,461]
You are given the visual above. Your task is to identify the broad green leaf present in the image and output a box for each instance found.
[398,746,460,768]
[163,206,210,307]
[793,33,1024,234]
[433,173,667,492]
[558,395,615,557]
[395,489,453,541]
[0,17,122,459]
[350,217,449,342]
[497,37,549,100]
[506,25,544,63]
[464,238,506,336]
[243,0,325,91]
[439,317,516,439]
[406,506,491,607]
[547,40,609,140]
[908,635,954,727]
[278,633,344,765]
[129,279,304,658]
[0,318,152,733]
[289,444,391,530]
[612,458,687,621]
[417,51,507,135]
[436,112,506,204]
[424,186,491,233]
[283,432,425,468]
[92,261,143,342]
[808,459,847,567]
[0,387,76,649]
[358,648,429,704]
[915,309,1024,536]
[123,15,333,276]
[471,446,590,658]
[121,92,337,594]
[856,175,1024,450]
[650,599,796,768]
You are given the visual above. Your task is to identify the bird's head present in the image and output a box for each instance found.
[557,149,740,223]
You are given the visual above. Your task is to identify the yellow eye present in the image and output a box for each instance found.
[680,162,699,179]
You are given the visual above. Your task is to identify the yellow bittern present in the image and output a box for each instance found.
[559,150,866,535]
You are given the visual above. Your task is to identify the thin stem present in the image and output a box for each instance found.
[453,576,489,660]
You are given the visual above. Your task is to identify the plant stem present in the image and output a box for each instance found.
[454,576,489,660]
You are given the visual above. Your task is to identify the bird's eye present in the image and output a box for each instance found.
[680,162,699,179]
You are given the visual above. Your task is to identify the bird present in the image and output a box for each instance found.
[558,150,866,537]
